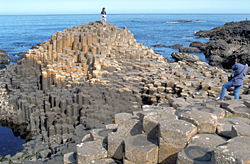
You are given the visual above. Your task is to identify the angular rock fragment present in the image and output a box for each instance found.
[76,141,107,164]
[159,119,197,163]
[125,134,158,164]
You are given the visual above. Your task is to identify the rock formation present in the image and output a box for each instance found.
[0,49,10,69]
[195,20,250,68]
[0,21,250,163]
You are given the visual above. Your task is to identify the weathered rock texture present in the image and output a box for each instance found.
[0,49,10,69]
[195,20,250,68]
[0,21,250,163]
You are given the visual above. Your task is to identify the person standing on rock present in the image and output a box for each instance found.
[100,7,106,26]
[216,55,248,100]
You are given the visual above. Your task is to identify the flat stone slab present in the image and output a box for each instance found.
[177,134,227,164]
[179,110,218,133]
[221,100,250,119]
[90,158,118,164]
[211,137,250,163]
[204,100,221,108]
[217,117,250,138]
[125,134,158,164]
[90,128,116,143]
[231,124,250,138]
[159,119,197,163]
[177,105,225,119]
[77,141,107,164]
[115,113,133,125]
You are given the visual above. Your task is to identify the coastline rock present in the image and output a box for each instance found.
[1,21,250,163]
[195,20,250,44]
[179,46,202,53]
[152,44,168,48]
[0,49,10,69]
[12,52,26,62]
[168,44,183,49]
[204,40,241,67]
[195,21,250,68]
[189,41,206,51]
[171,52,203,63]
[169,20,192,23]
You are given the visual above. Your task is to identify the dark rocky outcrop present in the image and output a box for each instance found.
[152,44,168,48]
[0,49,10,69]
[171,52,203,63]
[189,41,207,51]
[195,20,250,45]
[168,44,183,49]
[169,20,192,23]
[179,46,202,53]
[12,52,26,62]
[195,21,250,68]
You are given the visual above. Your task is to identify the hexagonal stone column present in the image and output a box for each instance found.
[179,110,218,133]
[159,119,197,164]
[211,137,250,163]
[231,124,250,138]
[217,117,250,138]
[125,134,158,164]
[116,118,143,137]
[90,128,116,143]
[77,141,107,164]
[107,132,127,160]
[177,134,227,164]
[142,110,177,140]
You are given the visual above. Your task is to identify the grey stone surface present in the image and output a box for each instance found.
[76,141,107,164]
[211,137,250,163]
[177,134,227,164]
[159,119,197,164]
[90,158,118,164]
[116,118,143,137]
[142,110,177,140]
[179,110,218,133]
[125,134,158,164]
[90,128,115,143]
[63,152,77,164]
[107,132,127,160]
[231,124,250,138]
[217,117,250,138]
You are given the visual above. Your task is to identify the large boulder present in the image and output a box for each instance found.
[0,49,10,66]
[171,52,203,63]
[204,40,241,58]
[179,46,202,53]
[189,41,206,51]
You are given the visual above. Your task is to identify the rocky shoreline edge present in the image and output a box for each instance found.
[0,21,250,164]
[157,20,250,69]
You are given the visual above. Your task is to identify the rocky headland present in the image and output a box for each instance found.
[0,21,250,164]
[195,20,250,68]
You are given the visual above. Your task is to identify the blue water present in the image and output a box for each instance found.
[0,126,25,157]
[0,14,249,156]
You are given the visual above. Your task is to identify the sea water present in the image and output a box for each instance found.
[0,13,249,156]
